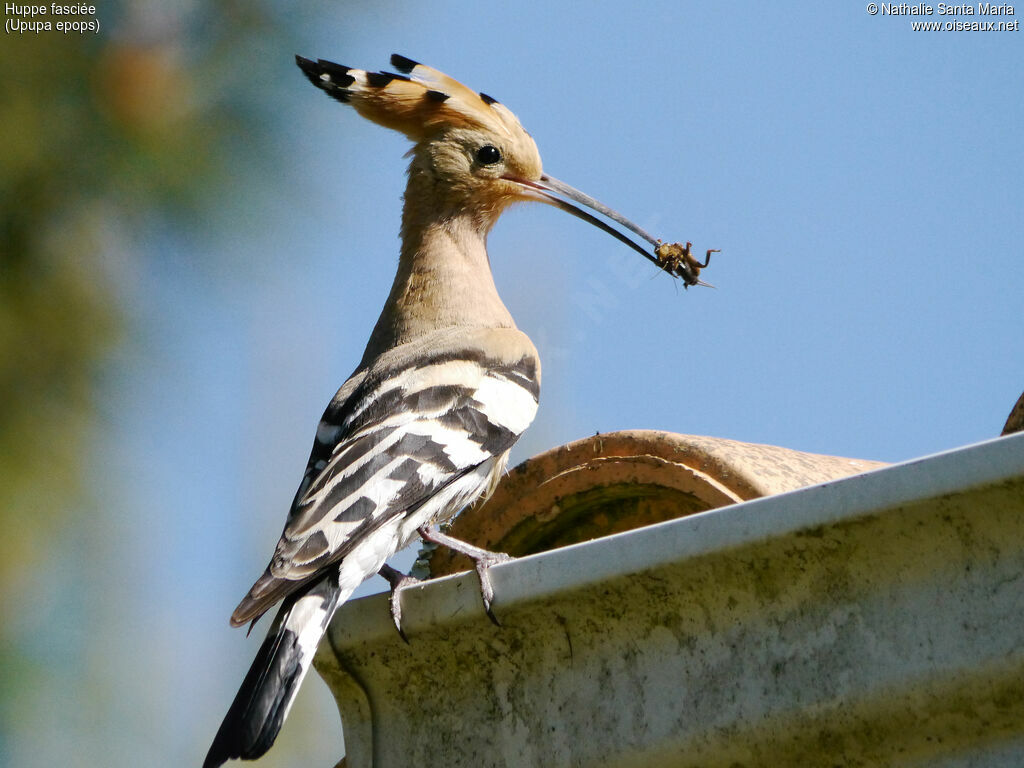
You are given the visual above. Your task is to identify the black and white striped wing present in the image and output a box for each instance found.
[231,327,540,626]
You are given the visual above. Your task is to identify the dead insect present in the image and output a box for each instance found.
[654,241,719,288]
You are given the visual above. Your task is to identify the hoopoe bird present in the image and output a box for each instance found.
[205,53,709,767]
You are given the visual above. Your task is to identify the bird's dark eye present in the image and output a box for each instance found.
[476,145,502,165]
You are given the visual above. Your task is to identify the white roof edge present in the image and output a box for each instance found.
[324,431,1024,646]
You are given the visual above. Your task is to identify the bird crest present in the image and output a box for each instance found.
[295,53,526,142]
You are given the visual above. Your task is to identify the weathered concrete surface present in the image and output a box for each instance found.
[315,432,1024,768]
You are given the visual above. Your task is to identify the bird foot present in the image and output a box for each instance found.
[472,550,513,626]
[377,563,422,643]
[417,525,513,625]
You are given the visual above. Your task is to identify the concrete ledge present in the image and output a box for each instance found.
[315,432,1024,767]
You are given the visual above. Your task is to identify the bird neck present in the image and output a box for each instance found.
[362,205,516,363]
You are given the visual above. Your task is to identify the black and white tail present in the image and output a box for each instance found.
[203,573,343,768]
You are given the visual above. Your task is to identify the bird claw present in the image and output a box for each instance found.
[378,564,422,643]
[473,551,513,626]
[418,525,514,625]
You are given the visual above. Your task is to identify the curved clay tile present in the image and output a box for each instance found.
[428,430,885,577]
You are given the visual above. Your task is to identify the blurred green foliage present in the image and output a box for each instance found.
[0,1,298,753]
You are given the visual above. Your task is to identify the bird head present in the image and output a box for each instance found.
[296,54,712,285]
[296,54,545,223]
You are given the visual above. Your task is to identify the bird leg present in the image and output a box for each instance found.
[377,563,422,643]
[417,525,512,626]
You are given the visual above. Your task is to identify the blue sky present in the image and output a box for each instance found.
[19,2,1023,766]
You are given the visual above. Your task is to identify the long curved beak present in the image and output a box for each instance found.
[508,173,714,288]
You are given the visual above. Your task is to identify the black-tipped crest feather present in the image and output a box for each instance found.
[293,53,530,140]
[315,59,355,85]
[295,56,353,103]
[390,53,419,73]
[366,71,409,87]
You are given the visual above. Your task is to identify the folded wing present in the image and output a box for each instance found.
[230,327,540,626]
